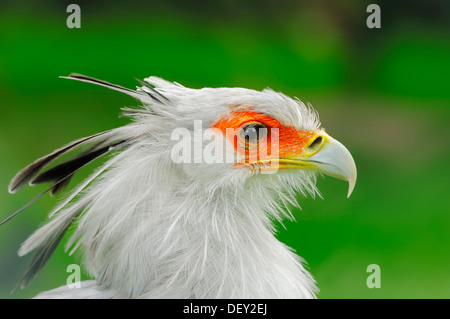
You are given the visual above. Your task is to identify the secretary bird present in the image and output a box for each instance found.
[4,74,356,298]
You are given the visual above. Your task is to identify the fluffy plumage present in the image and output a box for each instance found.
[4,74,356,298]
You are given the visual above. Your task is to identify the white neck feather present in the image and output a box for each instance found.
[67,147,318,298]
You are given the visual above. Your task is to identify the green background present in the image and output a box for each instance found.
[0,0,449,298]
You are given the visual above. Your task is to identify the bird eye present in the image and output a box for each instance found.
[239,122,268,147]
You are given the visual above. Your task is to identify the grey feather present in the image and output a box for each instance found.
[8,129,115,194]
[16,201,88,289]
[134,77,170,104]
[2,136,133,226]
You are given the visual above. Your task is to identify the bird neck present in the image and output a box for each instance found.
[77,155,317,298]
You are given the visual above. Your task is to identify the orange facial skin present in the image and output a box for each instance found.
[212,108,317,165]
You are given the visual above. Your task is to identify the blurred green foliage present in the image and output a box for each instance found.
[0,0,449,298]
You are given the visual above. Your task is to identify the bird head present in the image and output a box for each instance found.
[129,76,357,200]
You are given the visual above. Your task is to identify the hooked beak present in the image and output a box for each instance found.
[279,131,357,197]
[253,130,357,197]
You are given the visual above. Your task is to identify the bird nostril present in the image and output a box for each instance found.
[308,136,323,152]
